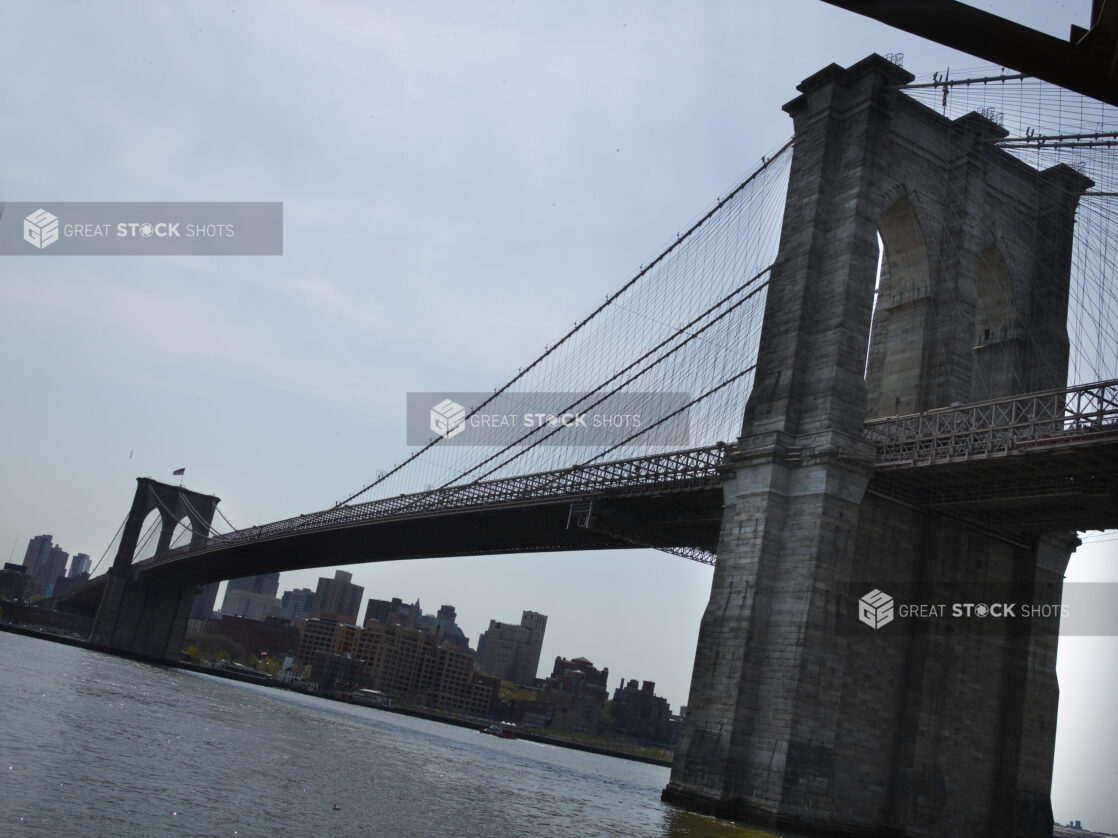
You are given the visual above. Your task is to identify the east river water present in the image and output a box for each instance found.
[0,632,776,838]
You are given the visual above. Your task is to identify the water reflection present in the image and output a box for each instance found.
[663,808,783,838]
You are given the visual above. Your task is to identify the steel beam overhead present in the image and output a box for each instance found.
[820,0,1118,106]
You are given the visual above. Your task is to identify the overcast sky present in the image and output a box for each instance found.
[1,0,1113,830]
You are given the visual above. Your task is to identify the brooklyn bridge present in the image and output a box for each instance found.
[51,52,1117,837]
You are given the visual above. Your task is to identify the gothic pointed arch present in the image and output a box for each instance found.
[864,193,934,417]
[971,244,1023,400]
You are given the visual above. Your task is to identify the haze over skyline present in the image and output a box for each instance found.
[1,1,1113,829]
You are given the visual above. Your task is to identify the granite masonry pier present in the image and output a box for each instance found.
[663,55,1090,837]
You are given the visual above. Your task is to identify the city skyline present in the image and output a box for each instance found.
[0,1,1113,830]
[13,533,90,598]
[204,573,621,693]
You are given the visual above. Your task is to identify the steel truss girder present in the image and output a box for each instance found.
[166,444,728,561]
[566,499,718,566]
[865,379,1118,467]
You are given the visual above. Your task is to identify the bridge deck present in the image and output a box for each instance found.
[59,381,1116,598]
[866,379,1118,531]
[866,379,1118,467]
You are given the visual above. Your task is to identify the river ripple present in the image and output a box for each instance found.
[0,632,777,838]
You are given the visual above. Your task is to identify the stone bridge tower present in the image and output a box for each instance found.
[89,478,220,660]
[663,56,1091,837]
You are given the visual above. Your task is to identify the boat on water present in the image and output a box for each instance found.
[481,722,517,739]
[348,688,394,709]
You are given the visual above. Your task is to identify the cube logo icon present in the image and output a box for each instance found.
[24,208,60,249]
[430,398,466,439]
[859,588,894,629]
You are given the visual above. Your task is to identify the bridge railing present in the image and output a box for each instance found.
[865,379,1118,467]
[183,444,728,555]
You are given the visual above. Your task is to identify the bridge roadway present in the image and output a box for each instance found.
[64,380,1118,601]
[866,378,1118,533]
[132,444,729,585]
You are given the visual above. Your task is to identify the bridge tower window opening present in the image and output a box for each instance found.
[863,231,885,381]
[972,244,1024,401]
[864,194,933,418]
[168,516,193,551]
[130,507,164,565]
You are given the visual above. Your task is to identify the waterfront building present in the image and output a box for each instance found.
[353,620,496,717]
[531,656,611,735]
[296,617,358,663]
[0,562,29,601]
[363,597,471,653]
[20,574,47,600]
[309,651,365,695]
[551,656,609,690]
[205,615,300,659]
[611,679,675,745]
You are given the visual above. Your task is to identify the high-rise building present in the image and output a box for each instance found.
[312,570,364,623]
[42,546,69,595]
[518,610,547,685]
[367,597,420,628]
[21,536,89,594]
[281,587,316,620]
[220,590,282,620]
[476,620,529,681]
[187,581,220,634]
[68,553,91,578]
[476,610,547,685]
[22,535,52,577]
[417,604,470,654]
[364,597,394,625]
[227,573,280,598]
[221,573,282,620]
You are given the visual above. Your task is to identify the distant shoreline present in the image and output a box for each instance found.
[0,622,672,768]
